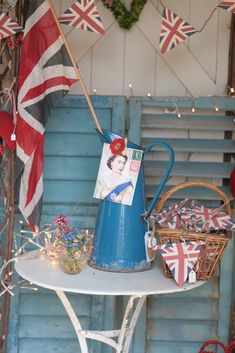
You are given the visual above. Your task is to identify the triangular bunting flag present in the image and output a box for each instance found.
[217,1,235,13]
[0,11,23,39]
[156,241,204,287]
[59,0,105,35]
[159,7,197,55]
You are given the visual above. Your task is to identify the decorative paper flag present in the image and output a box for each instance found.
[15,0,78,231]
[59,0,105,35]
[194,205,235,232]
[156,241,204,287]
[159,7,197,55]
[0,11,23,39]
[155,199,196,230]
[217,1,235,13]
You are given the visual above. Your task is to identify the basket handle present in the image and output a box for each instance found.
[156,181,231,216]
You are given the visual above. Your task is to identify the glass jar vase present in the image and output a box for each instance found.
[59,248,81,275]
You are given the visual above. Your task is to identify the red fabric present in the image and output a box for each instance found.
[230,168,235,198]
[0,111,16,150]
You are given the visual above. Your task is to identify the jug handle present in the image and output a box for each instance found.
[144,141,174,219]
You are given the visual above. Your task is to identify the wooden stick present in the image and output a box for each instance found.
[47,0,103,134]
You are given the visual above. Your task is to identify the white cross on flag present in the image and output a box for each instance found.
[217,1,235,13]
[59,0,105,35]
[159,7,197,55]
[156,241,204,287]
[0,11,23,39]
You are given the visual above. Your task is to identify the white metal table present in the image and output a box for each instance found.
[15,251,204,353]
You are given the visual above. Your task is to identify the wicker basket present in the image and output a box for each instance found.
[155,181,232,281]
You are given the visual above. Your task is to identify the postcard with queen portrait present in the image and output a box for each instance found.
[93,143,143,206]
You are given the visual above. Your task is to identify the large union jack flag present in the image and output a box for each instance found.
[15,0,78,231]
[0,11,23,39]
[217,1,235,13]
[159,7,197,55]
[59,0,105,35]
[156,241,204,287]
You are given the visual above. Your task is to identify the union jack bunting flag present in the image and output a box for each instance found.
[156,241,204,287]
[59,0,105,35]
[217,1,235,13]
[159,7,197,55]
[0,11,23,39]
[15,0,78,231]
[194,205,235,232]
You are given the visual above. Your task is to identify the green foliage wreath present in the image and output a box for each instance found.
[102,0,148,30]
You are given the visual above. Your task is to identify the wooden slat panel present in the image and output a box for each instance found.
[44,156,99,180]
[47,108,112,133]
[147,319,217,341]
[142,97,235,111]
[147,297,218,320]
[142,138,235,153]
[43,180,96,203]
[19,338,81,353]
[141,114,235,131]
[44,133,102,157]
[146,341,204,353]
[19,316,90,338]
[144,161,234,178]
[146,184,231,200]
[20,292,91,317]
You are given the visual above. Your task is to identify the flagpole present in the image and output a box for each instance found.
[47,0,103,134]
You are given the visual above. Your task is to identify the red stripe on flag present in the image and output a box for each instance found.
[21,76,77,104]
[19,9,61,87]
[16,116,43,156]
[26,135,44,207]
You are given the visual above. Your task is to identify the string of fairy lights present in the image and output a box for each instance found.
[91,84,235,119]
[0,221,94,297]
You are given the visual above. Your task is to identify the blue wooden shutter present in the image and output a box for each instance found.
[128,97,235,353]
[7,95,126,353]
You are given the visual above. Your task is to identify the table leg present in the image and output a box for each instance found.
[117,295,147,353]
[56,290,146,353]
[56,290,89,353]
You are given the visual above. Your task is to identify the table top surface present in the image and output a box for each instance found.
[15,251,205,296]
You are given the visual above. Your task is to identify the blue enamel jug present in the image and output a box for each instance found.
[89,129,174,272]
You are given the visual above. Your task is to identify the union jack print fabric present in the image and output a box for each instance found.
[159,7,197,55]
[0,11,23,39]
[156,241,204,287]
[59,0,105,35]
[217,1,235,13]
[15,0,78,231]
